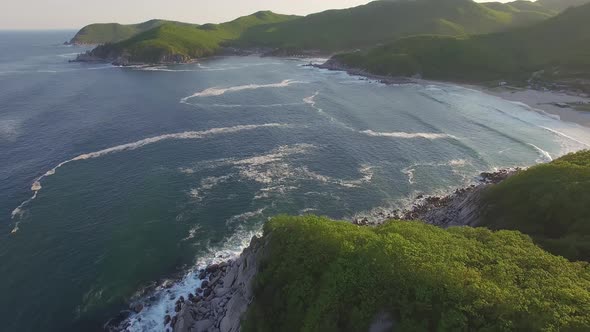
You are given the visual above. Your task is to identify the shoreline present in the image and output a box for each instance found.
[111,167,519,331]
[103,57,590,331]
[468,85,590,128]
[315,61,590,129]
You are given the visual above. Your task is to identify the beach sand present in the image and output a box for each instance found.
[476,86,590,128]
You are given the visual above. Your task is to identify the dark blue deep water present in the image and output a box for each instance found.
[1,31,590,332]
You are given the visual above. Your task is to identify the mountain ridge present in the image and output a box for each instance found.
[73,0,561,65]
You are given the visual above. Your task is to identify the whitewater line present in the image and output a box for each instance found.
[180,79,305,103]
[540,126,590,148]
[10,123,289,234]
[303,91,458,140]
[361,130,457,140]
[528,143,553,162]
[187,102,305,109]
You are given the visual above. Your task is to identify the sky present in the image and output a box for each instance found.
[2,0,515,30]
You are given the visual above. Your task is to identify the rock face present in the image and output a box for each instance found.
[317,58,416,85]
[399,169,519,227]
[169,235,267,332]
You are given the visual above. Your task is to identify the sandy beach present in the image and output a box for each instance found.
[471,86,590,128]
[315,61,590,129]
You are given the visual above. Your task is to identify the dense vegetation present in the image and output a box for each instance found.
[238,0,555,51]
[68,19,191,44]
[333,2,590,84]
[86,11,297,63]
[479,150,590,262]
[79,0,563,64]
[243,215,590,332]
[537,0,590,12]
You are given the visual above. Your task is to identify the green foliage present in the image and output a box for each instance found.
[537,0,590,12]
[243,215,590,332]
[334,3,590,83]
[79,0,562,63]
[480,150,590,262]
[69,19,191,44]
[87,11,297,63]
[237,0,554,51]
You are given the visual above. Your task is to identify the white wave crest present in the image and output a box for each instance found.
[188,174,234,201]
[226,208,267,225]
[540,126,590,148]
[180,79,305,103]
[402,168,416,184]
[189,102,305,109]
[9,123,288,234]
[528,143,553,162]
[401,159,470,185]
[361,130,456,140]
[124,225,262,332]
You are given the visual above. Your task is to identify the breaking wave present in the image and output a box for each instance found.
[124,225,262,332]
[10,123,288,234]
[361,130,456,140]
[180,79,305,103]
[528,143,554,162]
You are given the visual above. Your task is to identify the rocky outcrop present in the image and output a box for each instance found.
[400,169,518,227]
[317,58,417,85]
[168,235,268,332]
[72,46,194,66]
[353,169,519,228]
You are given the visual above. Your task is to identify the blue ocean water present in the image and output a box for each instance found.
[1,31,590,332]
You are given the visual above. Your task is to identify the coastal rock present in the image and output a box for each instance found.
[399,169,519,227]
[193,319,214,332]
[165,236,266,332]
[132,303,144,313]
[206,264,220,273]
[174,305,195,332]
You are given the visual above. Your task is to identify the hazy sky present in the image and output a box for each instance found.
[2,0,514,30]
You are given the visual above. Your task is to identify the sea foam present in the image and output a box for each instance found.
[180,79,305,104]
[361,130,456,140]
[9,123,288,234]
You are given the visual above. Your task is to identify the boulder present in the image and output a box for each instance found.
[206,264,220,273]
[214,287,231,298]
[174,304,196,332]
[132,303,144,313]
[192,319,214,332]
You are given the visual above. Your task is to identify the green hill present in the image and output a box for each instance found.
[237,0,555,52]
[78,0,559,64]
[537,0,590,12]
[243,215,590,331]
[85,11,298,64]
[478,150,590,261]
[68,19,193,45]
[331,3,590,85]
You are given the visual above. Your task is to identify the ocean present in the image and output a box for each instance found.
[1,31,589,332]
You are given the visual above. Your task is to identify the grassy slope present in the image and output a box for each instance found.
[537,0,590,12]
[81,0,557,62]
[333,2,590,83]
[237,0,555,52]
[244,215,590,332]
[89,11,297,63]
[69,19,193,44]
[479,150,590,262]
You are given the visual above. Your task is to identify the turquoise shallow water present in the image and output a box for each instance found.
[1,31,590,332]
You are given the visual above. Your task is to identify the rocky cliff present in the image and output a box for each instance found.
[169,235,268,332]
